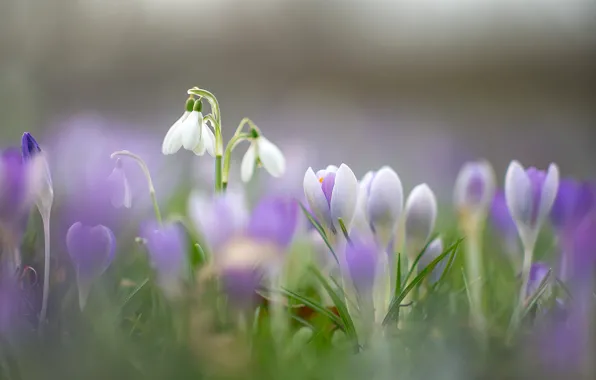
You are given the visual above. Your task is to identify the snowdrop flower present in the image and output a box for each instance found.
[240,132,285,183]
[504,161,559,251]
[359,166,404,248]
[303,164,359,233]
[404,184,438,261]
[453,160,495,220]
[142,221,186,298]
[107,158,132,209]
[66,222,116,309]
[161,98,215,156]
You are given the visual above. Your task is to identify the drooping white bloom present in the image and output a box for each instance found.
[404,184,438,257]
[504,160,559,250]
[241,135,285,182]
[303,164,359,232]
[107,158,132,209]
[161,99,215,157]
[453,160,496,218]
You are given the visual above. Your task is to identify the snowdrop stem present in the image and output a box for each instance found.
[221,132,251,190]
[38,209,52,333]
[110,150,162,225]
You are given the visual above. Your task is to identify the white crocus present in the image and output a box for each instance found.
[303,164,359,233]
[365,166,404,249]
[161,99,216,156]
[404,184,438,262]
[504,161,559,251]
[453,160,496,220]
[241,135,285,182]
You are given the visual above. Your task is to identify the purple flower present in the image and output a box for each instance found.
[220,266,263,310]
[417,237,445,284]
[142,221,186,297]
[550,179,594,235]
[345,237,379,293]
[490,190,521,257]
[246,197,299,248]
[66,222,116,309]
[21,132,42,160]
[107,158,132,209]
[569,215,596,286]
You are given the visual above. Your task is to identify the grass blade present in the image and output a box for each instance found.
[520,269,552,320]
[298,202,339,265]
[279,287,344,329]
[395,252,402,298]
[383,239,462,326]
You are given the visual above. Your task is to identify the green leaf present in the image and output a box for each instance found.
[395,252,402,298]
[520,269,552,321]
[119,278,150,311]
[383,239,462,326]
[279,287,344,329]
[403,234,439,288]
[432,241,459,291]
[298,201,339,265]
[309,266,358,344]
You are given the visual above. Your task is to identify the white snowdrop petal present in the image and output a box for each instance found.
[536,163,560,225]
[330,164,359,230]
[240,143,257,182]
[404,184,437,248]
[258,136,285,178]
[180,111,202,150]
[192,136,207,156]
[303,167,333,228]
[504,160,532,225]
[162,112,188,155]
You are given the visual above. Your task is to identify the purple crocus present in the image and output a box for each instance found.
[550,179,594,237]
[246,197,299,248]
[21,132,42,160]
[142,221,186,298]
[525,262,551,299]
[66,222,116,309]
[0,149,35,226]
[490,190,521,263]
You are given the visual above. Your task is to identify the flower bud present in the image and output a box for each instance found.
[453,160,495,218]
[107,158,132,209]
[404,184,437,257]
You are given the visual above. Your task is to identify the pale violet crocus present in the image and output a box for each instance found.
[417,237,445,285]
[361,166,404,249]
[453,160,495,331]
[505,160,559,321]
[404,184,438,266]
[303,164,359,234]
[161,98,215,156]
[453,160,496,221]
[240,132,285,183]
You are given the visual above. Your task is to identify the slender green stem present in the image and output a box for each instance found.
[222,132,251,189]
[110,150,162,225]
[214,155,223,193]
[465,227,486,331]
[38,211,51,332]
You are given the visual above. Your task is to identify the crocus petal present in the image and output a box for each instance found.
[258,136,285,178]
[418,237,444,284]
[345,237,379,293]
[179,111,202,151]
[505,160,533,227]
[404,184,437,252]
[526,262,551,298]
[161,112,188,155]
[241,143,257,183]
[66,222,116,282]
[367,166,403,247]
[303,167,333,228]
[325,165,339,173]
[536,163,559,228]
[330,164,359,230]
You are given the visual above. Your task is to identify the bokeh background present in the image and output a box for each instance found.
[2,0,595,201]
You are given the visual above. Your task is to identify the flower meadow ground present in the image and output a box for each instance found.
[1,87,595,380]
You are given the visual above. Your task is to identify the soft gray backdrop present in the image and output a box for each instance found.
[2,0,595,199]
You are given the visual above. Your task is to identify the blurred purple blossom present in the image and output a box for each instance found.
[526,167,549,225]
[526,262,551,299]
[550,179,595,238]
[345,237,379,293]
[0,149,35,228]
[220,266,264,310]
[490,190,519,254]
[66,222,116,280]
[246,196,299,248]
[142,221,186,297]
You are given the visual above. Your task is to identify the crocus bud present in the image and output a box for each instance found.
[504,161,559,250]
[66,222,116,309]
[417,237,444,284]
[404,184,438,258]
[107,158,132,209]
[526,262,551,299]
[142,221,186,298]
[453,160,495,219]
[363,166,404,248]
[246,196,299,249]
[550,179,594,237]
[303,164,359,233]
[21,132,53,216]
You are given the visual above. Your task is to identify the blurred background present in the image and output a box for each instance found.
[1,0,595,201]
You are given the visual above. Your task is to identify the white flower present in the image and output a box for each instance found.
[303,163,359,232]
[404,184,438,257]
[504,160,559,250]
[453,160,495,218]
[241,135,285,182]
[161,99,215,156]
[360,166,404,248]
